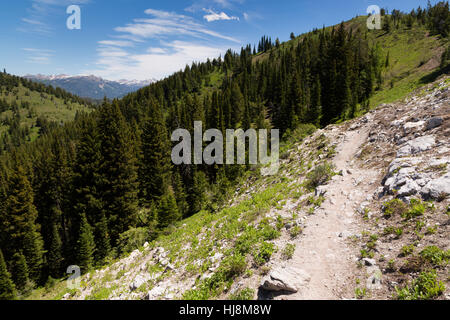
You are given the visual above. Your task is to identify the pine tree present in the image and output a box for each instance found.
[10,252,29,293]
[140,99,171,203]
[72,117,104,262]
[172,171,189,218]
[98,101,139,243]
[6,165,44,283]
[157,190,181,229]
[189,170,209,215]
[230,82,244,126]
[0,250,16,300]
[47,223,63,278]
[309,75,322,126]
[76,214,95,273]
[94,213,110,263]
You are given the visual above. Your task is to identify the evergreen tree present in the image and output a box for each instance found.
[189,170,209,215]
[76,214,95,273]
[10,252,29,293]
[0,250,16,300]
[309,75,322,126]
[98,101,139,244]
[140,99,171,203]
[47,223,63,278]
[6,165,44,283]
[157,190,181,229]
[94,212,111,263]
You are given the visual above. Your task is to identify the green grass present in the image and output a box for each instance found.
[395,270,445,300]
[0,83,91,143]
[365,22,449,108]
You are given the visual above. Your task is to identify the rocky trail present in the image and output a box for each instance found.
[271,126,380,300]
[262,78,449,300]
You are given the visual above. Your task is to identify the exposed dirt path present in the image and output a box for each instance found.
[279,126,380,300]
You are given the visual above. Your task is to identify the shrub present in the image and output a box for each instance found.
[420,246,450,266]
[253,242,275,266]
[229,287,255,300]
[221,254,247,279]
[290,225,302,238]
[383,199,407,217]
[235,226,258,255]
[282,244,296,260]
[305,162,335,190]
[355,287,367,299]
[117,228,151,254]
[404,198,425,219]
[400,244,415,257]
[395,270,445,300]
[259,220,281,241]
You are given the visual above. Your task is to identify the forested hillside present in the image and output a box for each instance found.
[0,72,93,154]
[0,2,449,300]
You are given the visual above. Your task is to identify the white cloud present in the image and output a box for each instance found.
[114,9,239,43]
[203,9,239,22]
[87,8,241,80]
[86,41,227,81]
[98,40,134,47]
[23,48,54,64]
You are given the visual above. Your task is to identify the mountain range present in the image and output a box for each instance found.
[24,74,155,100]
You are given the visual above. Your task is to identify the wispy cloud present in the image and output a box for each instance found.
[203,9,239,22]
[114,9,240,43]
[87,41,227,81]
[87,8,241,80]
[23,48,54,64]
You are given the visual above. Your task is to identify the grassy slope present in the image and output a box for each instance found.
[254,16,449,109]
[0,83,91,142]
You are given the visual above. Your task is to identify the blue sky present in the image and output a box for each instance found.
[0,0,432,81]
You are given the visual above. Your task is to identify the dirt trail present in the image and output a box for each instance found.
[280,126,380,300]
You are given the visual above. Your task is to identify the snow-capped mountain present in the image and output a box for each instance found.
[24,74,155,100]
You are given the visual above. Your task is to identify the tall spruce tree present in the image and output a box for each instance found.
[98,101,139,244]
[76,214,95,273]
[6,164,44,283]
[140,98,171,203]
[0,250,16,300]
[47,223,63,278]
[157,190,181,229]
[10,252,29,293]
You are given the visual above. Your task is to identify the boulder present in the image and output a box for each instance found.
[397,180,420,197]
[62,293,71,300]
[366,267,382,290]
[130,275,147,291]
[425,117,443,131]
[397,136,436,157]
[403,121,425,132]
[362,258,376,266]
[145,286,165,300]
[260,267,310,293]
[315,185,328,197]
[421,173,450,199]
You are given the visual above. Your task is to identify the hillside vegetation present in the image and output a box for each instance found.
[0,2,449,300]
[0,72,92,153]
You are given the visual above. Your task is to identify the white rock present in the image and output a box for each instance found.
[421,173,450,199]
[145,287,165,300]
[397,136,436,157]
[260,267,311,293]
[130,275,147,291]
